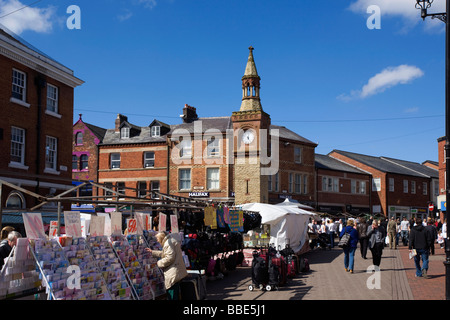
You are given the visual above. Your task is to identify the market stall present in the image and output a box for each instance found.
[240,202,317,254]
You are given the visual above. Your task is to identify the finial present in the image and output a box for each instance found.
[249,46,254,52]
[79,113,82,120]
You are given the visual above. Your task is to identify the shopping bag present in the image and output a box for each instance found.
[338,232,351,248]
[409,249,417,260]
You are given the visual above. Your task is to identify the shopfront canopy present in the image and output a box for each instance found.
[241,202,317,253]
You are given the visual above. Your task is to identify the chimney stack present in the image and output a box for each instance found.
[115,114,128,132]
[182,104,198,123]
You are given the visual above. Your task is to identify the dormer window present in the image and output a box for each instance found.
[151,126,160,137]
[121,127,130,139]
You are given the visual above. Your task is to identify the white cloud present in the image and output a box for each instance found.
[0,0,56,34]
[404,106,419,113]
[118,0,157,22]
[338,65,424,101]
[137,0,157,10]
[118,9,133,22]
[349,0,445,32]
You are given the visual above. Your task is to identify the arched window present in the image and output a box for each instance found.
[75,132,83,145]
[6,192,25,209]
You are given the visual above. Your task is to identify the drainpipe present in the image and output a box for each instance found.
[35,75,46,204]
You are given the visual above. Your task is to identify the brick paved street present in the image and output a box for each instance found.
[206,243,447,300]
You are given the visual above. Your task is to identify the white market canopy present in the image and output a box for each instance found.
[241,202,317,253]
[274,198,315,211]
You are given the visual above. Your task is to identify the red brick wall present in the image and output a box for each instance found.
[438,138,446,196]
[330,151,434,217]
[168,137,231,199]
[317,169,370,208]
[98,144,168,198]
[0,54,74,208]
[270,141,316,204]
[72,120,100,196]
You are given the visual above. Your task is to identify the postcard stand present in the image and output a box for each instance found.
[28,238,69,300]
[126,234,166,299]
[110,234,166,300]
[0,239,43,300]
[86,235,135,300]
[59,237,113,300]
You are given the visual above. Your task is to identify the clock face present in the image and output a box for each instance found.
[242,130,255,144]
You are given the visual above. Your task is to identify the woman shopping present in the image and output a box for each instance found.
[340,220,359,273]
[145,231,188,300]
[367,219,386,269]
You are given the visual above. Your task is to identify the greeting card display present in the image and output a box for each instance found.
[0,238,41,299]
[60,237,111,300]
[110,235,155,300]
[126,234,165,298]
[30,238,70,300]
[87,235,133,300]
[143,230,163,251]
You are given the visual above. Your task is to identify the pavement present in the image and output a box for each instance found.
[205,243,447,300]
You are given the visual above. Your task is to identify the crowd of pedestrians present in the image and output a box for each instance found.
[309,215,447,279]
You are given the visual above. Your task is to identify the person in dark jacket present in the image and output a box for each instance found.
[409,218,433,278]
[357,218,369,259]
[340,219,359,273]
[425,218,438,255]
[367,219,386,268]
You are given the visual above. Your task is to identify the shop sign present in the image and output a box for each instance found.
[189,192,210,197]
[389,206,410,214]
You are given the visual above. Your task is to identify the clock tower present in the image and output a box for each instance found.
[231,46,271,205]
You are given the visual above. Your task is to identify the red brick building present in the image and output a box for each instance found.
[437,136,446,220]
[72,114,107,198]
[77,47,318,207]
[0,27,83,218]
[315,154,371,216]
[97,114,169,203]
[167,48,317,205]
[329,150,439,219]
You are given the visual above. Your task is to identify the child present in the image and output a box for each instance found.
[438,230,445,249]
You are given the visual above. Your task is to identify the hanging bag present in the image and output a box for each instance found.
[338,229,351,248]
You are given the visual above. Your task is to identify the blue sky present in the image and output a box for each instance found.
[0,0,447,163]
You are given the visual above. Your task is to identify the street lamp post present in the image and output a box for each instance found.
[415,0,450,300]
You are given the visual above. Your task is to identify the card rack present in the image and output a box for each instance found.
[60,237,113,300]
[126,234,166,299]
[86,235,135,300]
[0,239,42,300]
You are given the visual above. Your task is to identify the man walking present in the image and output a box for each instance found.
[400,217,410,246]
[409,218,433,278]
[387,216,397,249]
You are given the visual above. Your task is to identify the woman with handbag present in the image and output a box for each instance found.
[339,219,359,273]
[367,219,386,268]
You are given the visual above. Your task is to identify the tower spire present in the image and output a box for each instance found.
[240,46,262,112]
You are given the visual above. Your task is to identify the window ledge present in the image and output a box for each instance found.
[45,109,62,119]
[10,97,30,108]
[44,168,61,175]
[8,162,29,170]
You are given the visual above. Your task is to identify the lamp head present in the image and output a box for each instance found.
[415,0,433,20]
